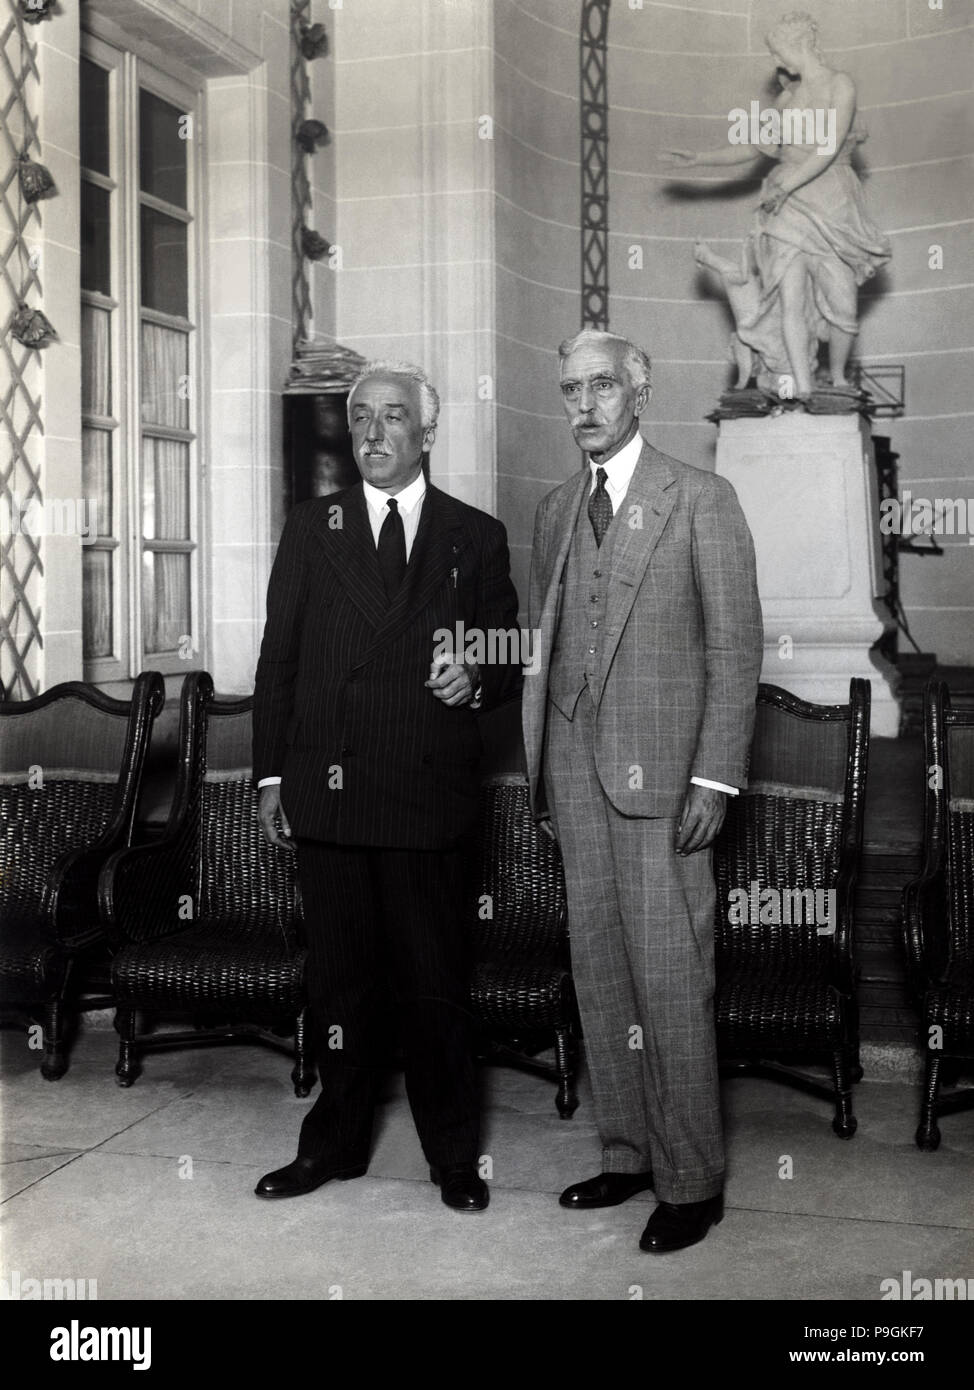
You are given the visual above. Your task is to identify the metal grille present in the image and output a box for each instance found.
[290,0,313,346]
[0,5,43,698]
[580,0,610,330]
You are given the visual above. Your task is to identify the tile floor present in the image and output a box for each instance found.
[2,1028,972,1302]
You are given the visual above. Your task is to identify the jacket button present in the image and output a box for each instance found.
[341,745,353,756]
[422,753,432,765]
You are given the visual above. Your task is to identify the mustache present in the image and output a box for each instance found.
[359,445,392,458]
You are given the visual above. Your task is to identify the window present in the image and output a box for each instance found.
[80,36,202,679]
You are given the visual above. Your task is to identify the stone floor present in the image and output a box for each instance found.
[2,1029,972,1302]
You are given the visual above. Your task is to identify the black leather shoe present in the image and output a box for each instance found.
[639,1194,724,1252]
[254,1156,367,1199]
[429,1165,489,1212]
[559,1171,655,1209]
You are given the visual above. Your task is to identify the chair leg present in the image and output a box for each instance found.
[554,1025,579,1119]
[40,990,69,1081]
[114,1007,140,1087]
[916,1050,942,1151]
[830,1046,857,1138]
[291,1007,316,1098]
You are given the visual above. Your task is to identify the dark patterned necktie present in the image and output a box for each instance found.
[377,497,407,599]
[588,466,613,548]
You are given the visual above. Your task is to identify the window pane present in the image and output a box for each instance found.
[81,182,111,294]
[142,551,190,654]
[80,60,110,175]
[83,549,113,660]
[139,89,187,208]
[81,304,112,416]
[141,321,188,428]
[140,205,187,316]
[82,429,113,537]
[142,437,190,540]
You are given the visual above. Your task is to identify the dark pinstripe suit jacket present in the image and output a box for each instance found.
[253,481,521,849]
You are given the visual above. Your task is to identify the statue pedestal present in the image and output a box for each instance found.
[715,413,899,736]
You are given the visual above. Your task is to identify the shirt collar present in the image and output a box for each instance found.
[362,470,427,517]
[589,430,644,495]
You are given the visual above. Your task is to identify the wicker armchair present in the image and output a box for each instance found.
[99,671,314,1095]
[0,674,164,1078]
[714,679,870,1137]
[468,776,579,1117]
[903,680,974,1149]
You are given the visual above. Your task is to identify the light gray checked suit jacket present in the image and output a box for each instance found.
[523,439,765,817]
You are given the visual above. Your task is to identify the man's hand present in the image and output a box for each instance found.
[537,815,558,844]
[676,784,727,856]
[426,655,479,707]
[258,783,294,852]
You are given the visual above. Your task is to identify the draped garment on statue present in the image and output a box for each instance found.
[728,130,892,378]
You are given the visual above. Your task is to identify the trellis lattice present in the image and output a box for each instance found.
[1,3,44,699]
[290,0,313,346]
[580,0,610,330]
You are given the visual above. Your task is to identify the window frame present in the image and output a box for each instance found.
[80,32,206,682]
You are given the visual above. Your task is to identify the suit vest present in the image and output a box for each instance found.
[547,488,623,719]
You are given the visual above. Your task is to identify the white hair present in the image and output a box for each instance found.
[558,328,652,393]
[347,359,440,429]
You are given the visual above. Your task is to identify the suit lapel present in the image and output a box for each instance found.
[310,483,387,629]
[532,469,589,690]
[602,442,677,665]
[542,469,588,608]
[356,484,466,667]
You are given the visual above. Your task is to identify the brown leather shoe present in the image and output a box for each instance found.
[254,1156,367,1199]
[429,1165,489,1212]
[559,1171,655,1209]
[639,1194,724,1252]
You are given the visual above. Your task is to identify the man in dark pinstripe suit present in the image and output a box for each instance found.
[252,361,520,1211]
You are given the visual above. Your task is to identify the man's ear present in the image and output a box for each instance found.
[635,385,651,416]
[423,425,437,451]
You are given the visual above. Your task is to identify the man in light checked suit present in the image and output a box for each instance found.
[522,328,764,1253]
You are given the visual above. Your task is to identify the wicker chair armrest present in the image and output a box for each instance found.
[46,840,124,948]
[99,836,196,949]
[901,847,948,989]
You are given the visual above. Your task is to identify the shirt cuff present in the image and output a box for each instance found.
[691,776,739,796]
[257,777,282,788]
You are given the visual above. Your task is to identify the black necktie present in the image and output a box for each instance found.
[377,497,407,599]
[588,466,613,548]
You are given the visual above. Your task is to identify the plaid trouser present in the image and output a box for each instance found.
[544,687,724,1203]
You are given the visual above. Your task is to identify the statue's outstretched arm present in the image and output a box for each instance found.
[662,145,766,170]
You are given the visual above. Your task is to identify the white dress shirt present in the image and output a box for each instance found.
[362,471,426,559]
[258,474,429,790]
[588,429,644,513]
[589,431,738,799]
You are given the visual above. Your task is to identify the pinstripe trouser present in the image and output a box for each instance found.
[544,687,724,1204]
[295,841,479,1171]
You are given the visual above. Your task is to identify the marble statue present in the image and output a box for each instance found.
[663,12,891,404]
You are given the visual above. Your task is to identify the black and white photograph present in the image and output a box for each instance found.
[1,0,972,1336]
